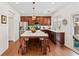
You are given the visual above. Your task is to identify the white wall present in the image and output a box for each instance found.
[8,10,15,41]
[51,3,79,49]
[7,3,20,41]
[0,3,9,55]
[0,2,20,55]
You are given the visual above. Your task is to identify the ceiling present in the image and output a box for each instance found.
[8,2,68,16]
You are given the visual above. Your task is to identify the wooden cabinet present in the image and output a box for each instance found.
[21,16,25,22]
[57,33,64,44]
[28,17,33,25]
[41,30,65,46]
[21,16,29,22]
[53,32,65,46]
[37,17,44,25]
[20,16,51,25]
[43,17,48,25]
[43,17,51,25]
[41,30,56,44]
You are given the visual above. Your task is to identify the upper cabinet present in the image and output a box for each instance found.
[43,16,51,25]
[20,16,51,25]
[21,16,29,22]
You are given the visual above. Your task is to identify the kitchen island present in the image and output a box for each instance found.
[41,29,65,46]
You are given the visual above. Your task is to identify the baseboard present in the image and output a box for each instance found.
[0,37,19,56]
[13,37,19,42]
[9,40,14,42]
[0,46,8,55]
[64,45,79,55]
[71,48,79,55]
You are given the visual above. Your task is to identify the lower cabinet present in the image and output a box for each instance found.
[54,32,65,46]
[41,30,65,46]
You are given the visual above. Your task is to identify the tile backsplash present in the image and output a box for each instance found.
[40,26,51,30]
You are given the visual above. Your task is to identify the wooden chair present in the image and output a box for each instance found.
[18,37,29,55]
[40,38,50,54]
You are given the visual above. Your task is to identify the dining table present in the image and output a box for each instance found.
[18,30,49,55]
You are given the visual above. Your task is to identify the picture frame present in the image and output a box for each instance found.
[1,15,7,24]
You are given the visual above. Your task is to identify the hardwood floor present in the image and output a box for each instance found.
[1,39,79,56]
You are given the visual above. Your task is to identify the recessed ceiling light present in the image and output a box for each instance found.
[48,10,50,12]
[43,11,47,14]
[51,2,55,4]
[15,2,20,4]
[43,10,50,14]
[22,11,25,13]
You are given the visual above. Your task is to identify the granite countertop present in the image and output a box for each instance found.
[45,29,65,33]
[50,30,64,32]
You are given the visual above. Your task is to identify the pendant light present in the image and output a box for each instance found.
[32,2,36,20]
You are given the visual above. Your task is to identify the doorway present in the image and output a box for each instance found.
[8,10,14,42]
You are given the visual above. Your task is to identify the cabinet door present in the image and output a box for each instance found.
[21,16,25,21]
[56,32,64,45]
[28,17,32,25]
[43,17,51,25]
[39,17,44,25]
[36,17,40,24]
[21,16,28,22]
[48,17,51,25]
[43,17,48,25]
[38,16,51,25]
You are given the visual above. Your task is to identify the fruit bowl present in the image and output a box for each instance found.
[30,27,36,33]
[31,30,36,33]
